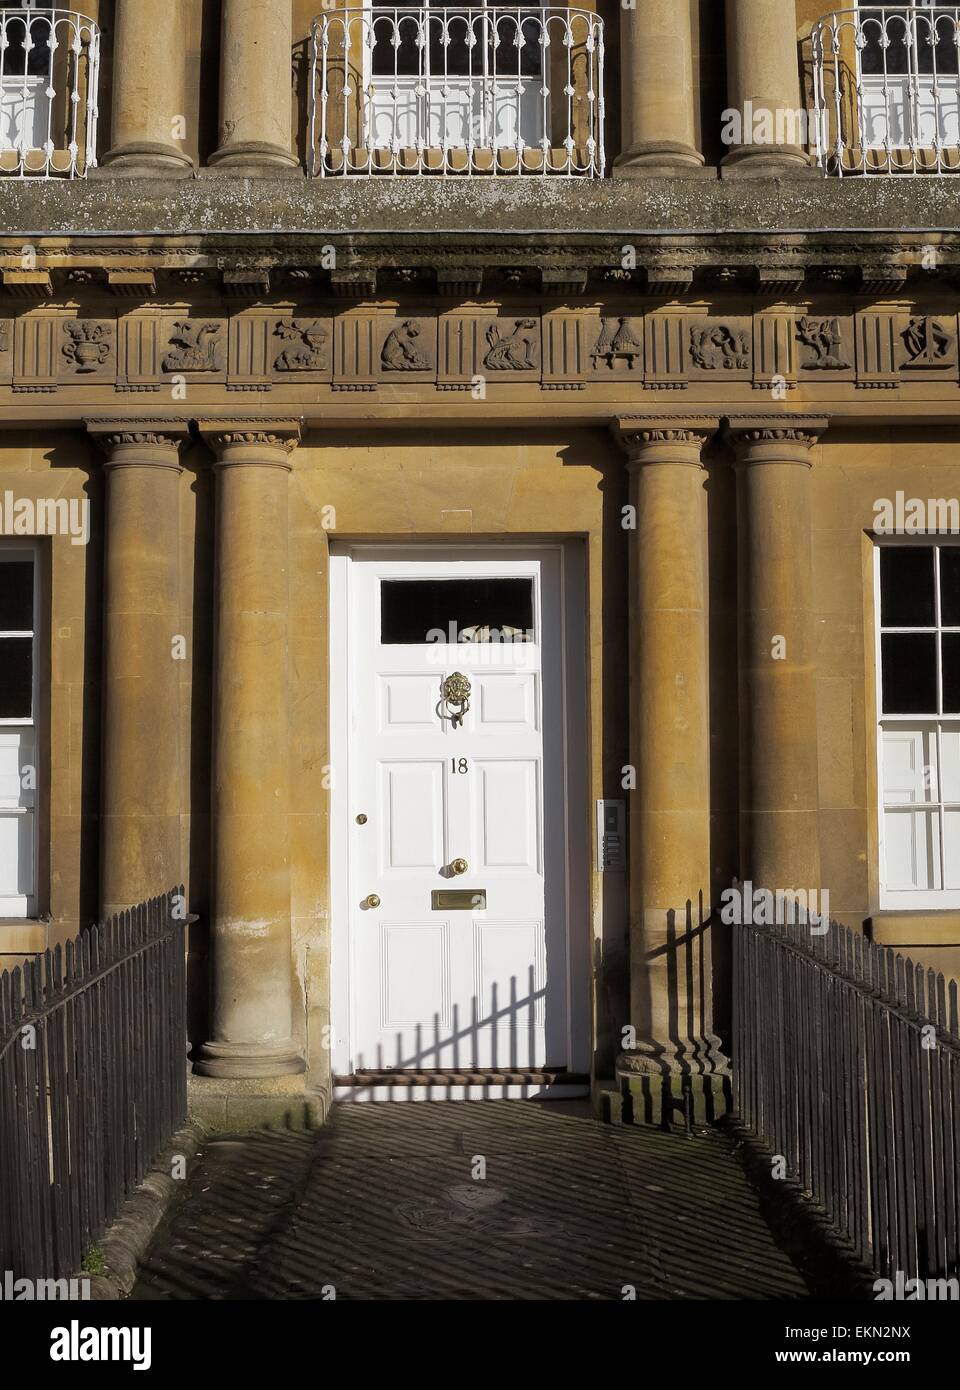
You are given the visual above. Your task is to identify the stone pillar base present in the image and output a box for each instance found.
[195,1040,306,1080]
[607,1050,733,1129]
[614,142,715,180]
[720,146,818,179]
[206,142,302,177]
[187,1074,328,1133]
[96,143,195,178]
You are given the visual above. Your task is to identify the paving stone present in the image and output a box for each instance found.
[132,1102,812,1301]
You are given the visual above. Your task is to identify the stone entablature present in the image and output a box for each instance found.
[2,302,959,398]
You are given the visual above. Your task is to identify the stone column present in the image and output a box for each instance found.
[99,0,194,176]
[195,423,304,1079]
[729,418,827,889]
[722,0,812,176]
[615,0,710,178]
[88,422,188,917]
[208,0,300,175]
[613,418,724,1093]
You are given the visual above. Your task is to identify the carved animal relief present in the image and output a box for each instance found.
[273,318,329,371]
[483,319,539,371]
[381,319,432,371]
[163,321,224,373]
[689,324,750,371]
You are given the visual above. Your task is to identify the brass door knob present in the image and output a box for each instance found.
[364,894,381,909]
[451,858,468,876]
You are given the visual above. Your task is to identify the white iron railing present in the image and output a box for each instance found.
[309,4,604,176]
[812,4,960,173]
[0,7,100,177]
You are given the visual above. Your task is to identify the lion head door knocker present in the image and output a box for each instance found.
[439,671,472,729]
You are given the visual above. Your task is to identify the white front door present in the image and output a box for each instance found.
[336,547,574,1073]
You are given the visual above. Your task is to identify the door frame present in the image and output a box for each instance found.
[329,539,590,1079]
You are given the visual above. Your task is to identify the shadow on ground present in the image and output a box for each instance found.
[132,1101,833,1300]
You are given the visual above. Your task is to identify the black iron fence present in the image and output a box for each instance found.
[0,891,187,1280]
[733,910,960,1282]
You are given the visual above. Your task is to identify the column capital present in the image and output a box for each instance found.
[199,418,303,468]
[726,414,829,463]
[85,418,190,467]
[613,416,719,464]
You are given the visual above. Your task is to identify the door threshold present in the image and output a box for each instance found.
[334,1069,590,1102]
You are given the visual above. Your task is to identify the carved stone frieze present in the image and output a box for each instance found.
[163,320,225,373]
[900,315,957,371]
[273,318,329,372]
[1,303,960,400]
[62,320,114,375]
[482,318,540,372]
[591,317,643,372]
[380,319,432,372]
[689,322,751,373]
[796,316,852,371]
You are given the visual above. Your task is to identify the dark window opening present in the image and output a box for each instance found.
[380,577,535,644]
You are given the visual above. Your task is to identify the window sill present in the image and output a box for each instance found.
[867,911,960,948]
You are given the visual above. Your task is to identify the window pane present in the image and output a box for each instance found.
[942,548,960,626]
[943,633,960,713]
[882,633,937,713]
[0,560,33,631]
[883,807,942,890]
[860,10,911,76]
[880,547,935,627]
[0,638,32,718]
[381,578,534,644]
[916,7,959,75]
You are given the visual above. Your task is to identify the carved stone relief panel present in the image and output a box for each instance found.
[586,315,644,380]
[160,318,227,378]
[794,314,855,380]
[896,313,958,378]
[687,317,752,379]
[60,319,116,381]
[377,316,437,381]
[477,315,542,380]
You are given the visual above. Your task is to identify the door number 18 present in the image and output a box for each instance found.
[451,758,469,774]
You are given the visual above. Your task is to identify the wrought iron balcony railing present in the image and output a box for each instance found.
[0,6,99,177]
[812,4,960,174]
[308,3,604,176]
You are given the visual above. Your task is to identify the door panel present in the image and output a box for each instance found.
[347,551,567,1071]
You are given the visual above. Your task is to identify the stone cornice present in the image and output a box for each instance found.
[3,176,960,244]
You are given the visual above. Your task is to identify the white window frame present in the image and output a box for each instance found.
[875,538,960,909]
[856,1,960,152]
[363,0,548,154]
[0,544,39,917]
